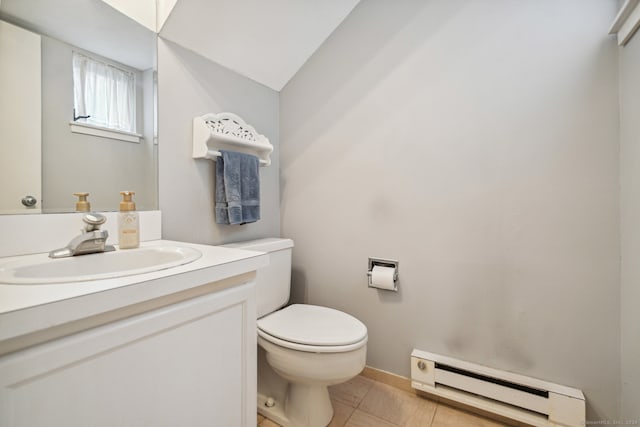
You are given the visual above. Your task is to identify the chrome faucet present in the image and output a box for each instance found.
[49,213,116,258]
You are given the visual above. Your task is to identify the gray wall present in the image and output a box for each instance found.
[280,0,620,422]
[619,29,640,423]
[41,36,157,212]
[157,38,280,244]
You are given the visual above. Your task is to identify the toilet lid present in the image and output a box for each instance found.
[257,304,367,347]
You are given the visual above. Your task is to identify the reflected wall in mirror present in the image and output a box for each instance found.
[0,0,158,215]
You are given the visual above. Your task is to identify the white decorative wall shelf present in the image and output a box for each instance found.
[192,112,273,166]
[610,0,640,46]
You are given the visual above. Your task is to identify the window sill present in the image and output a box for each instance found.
[69,121,142,143]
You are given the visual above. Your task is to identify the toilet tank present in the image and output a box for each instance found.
[221,238,294,318]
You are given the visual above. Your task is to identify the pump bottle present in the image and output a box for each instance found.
[118,191,139,249]
[73,192,91,212]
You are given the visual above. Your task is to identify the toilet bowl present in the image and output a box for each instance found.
[258,304,367,426]
[223,238,368,427]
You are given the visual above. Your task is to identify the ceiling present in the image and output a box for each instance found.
[159,0,360,91]
[0,0,359,88]
[0,0,155,70]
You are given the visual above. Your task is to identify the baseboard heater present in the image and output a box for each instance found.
[411,349,585,427]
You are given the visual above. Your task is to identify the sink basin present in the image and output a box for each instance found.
[0,245,202,284]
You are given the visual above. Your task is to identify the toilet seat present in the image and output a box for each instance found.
[257,304,368,353]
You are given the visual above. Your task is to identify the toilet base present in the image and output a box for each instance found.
[286,383,333,427]
[257,384,333,427]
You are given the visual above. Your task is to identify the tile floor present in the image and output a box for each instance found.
[257,374,512,427]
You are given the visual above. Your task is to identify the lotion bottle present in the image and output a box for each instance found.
[118,191,139,249]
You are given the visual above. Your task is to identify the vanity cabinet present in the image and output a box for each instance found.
[0,279,257,427]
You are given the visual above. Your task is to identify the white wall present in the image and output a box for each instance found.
[619,28,640,424]
[280,0,620,422]
[158,37,280,244]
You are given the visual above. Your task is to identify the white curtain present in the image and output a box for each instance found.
[73,52,136,133]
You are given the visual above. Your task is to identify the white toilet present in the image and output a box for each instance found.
[224,238,367,427]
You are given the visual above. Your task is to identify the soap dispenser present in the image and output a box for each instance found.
[118,191,139,249]
[73,192,91,212]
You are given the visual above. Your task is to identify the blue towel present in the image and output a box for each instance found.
[215,150,261,225]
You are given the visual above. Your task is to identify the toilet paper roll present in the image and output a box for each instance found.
[371,265,396,290]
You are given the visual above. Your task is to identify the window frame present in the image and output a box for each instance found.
[70,51,142,143]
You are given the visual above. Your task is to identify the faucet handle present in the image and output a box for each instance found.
[83,213,107,231]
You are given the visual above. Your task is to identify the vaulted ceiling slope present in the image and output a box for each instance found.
[0,0,155,70]
[159,0,360,91]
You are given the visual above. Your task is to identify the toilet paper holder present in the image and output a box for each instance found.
[367,257,399,291]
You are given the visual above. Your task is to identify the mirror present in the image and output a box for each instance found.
[0,0,158,214]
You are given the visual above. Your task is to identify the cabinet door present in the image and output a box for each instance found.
[0,282,256,427]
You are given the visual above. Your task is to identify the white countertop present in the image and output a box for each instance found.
[0,240,268,344]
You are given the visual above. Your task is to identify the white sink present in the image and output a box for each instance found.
[0,245,202,284]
